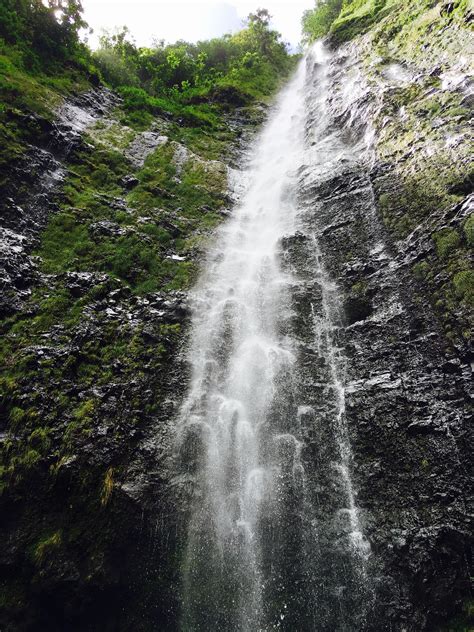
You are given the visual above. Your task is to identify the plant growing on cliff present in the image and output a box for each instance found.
[302,0,344,41]
[33,531,63,565]
[101,467,115,506]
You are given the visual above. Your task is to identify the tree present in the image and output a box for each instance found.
[302,0,344,42]
[0,0,88,68]
[247,8,271,28]
[46,0,87,37]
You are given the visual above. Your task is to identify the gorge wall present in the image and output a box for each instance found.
[0,1,472,630]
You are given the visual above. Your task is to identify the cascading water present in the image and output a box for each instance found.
[177,42,374,631]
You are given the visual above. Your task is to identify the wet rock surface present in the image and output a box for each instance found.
[125,130,169,168]
[0,88,119,318]
[0,82,264,630]
[0,17,472,632]
[0,274,191,629]
[296,166,471,630]
[288,43,472,631]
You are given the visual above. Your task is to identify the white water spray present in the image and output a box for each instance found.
[177,43,370,631]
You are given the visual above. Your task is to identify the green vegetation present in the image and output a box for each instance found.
[329,0,390,43]
[0,1,97,199]
[377,155,469,239]
[302,1,344,40]
[302,0,389,42]
[464,214,474,247]
[434,228,461,259]
[34,135,227,295]
[94,9,295,106]
[453,270,474,306]
[0,1,471,627]
[0,1,296,500]
[302,0,472,45]
[32,530,63,565]
[0,0,88,72]
[0,3,296,192]
[348,0,474,348]
[101,467,115,506]
[90,6,296,142]
[0,274,180,490]
[380,154,472,341]
[440,599,474,632]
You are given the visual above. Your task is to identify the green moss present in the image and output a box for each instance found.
[378,155,467,238]
[453,270,474,306]
[0,445,42,490]
[74,399,96,421]
[0,52,61,116]
[463,214,474,247]
[171,125,237,161]
[413,261,430,279]
[440,598,474,631]
[433,228,461,259]
[89,120,137,151]
[28,428,51,451]
[9,406,27,427]
[32,530,63,565]
[0,40,93,188]
[387,84,424,111]
[62,399,94,445]
[351,281,368,296]
[34,137,220,293]
[330,0,390,43]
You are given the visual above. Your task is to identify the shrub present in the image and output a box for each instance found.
[93,48,139,87]
[33,531,62,564]
[464,214,474,247]
[433,228,460,258]
[302,0,344,41]
[453,270,474,305]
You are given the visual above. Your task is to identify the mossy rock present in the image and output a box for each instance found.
[329,0,391,44]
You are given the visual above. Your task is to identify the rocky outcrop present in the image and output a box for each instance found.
[285,36,472,631]
[0,5,471,630]
[0,88,118,317]
[0,76,263,630]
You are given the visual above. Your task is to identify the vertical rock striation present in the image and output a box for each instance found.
[176,34,472,631]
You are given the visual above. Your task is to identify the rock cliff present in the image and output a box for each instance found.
[0,1,472,630]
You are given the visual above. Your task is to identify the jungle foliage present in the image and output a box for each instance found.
[0,3,296,153]
[0,0,90,72]
[93,8,296,106]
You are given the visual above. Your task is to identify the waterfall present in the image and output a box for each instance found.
[177,42,372,632]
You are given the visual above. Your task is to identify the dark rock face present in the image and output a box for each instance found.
[0,282,191,630]
[0,38,472,632]
[293,165,471,630]
[0,88,118,318]
[0,83,264,631]
[282,45,472,631]
[0,87,185,631]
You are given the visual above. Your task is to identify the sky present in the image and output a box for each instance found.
[81,0,315,49]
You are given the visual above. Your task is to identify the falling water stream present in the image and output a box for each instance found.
[177,43,372,631]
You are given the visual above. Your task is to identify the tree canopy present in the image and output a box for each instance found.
[92,9,295,103]
[0,0,87,69]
